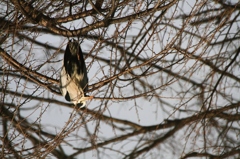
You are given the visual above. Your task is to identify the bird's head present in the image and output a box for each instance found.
[77,101,86,108]
[68,39,80,56]
[75,96,93,108]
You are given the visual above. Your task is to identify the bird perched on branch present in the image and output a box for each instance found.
[60,39,93,107]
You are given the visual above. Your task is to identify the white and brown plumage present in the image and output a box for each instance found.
[60,39,93,107]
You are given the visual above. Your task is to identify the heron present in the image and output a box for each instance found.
[60,39,93,107]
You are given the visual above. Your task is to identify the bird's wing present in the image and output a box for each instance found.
[60,66,71,101]
[60,65,85,104]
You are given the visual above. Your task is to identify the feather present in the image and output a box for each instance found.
[60,39,92,107]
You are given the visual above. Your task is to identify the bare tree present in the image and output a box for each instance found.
[1,0,240,158]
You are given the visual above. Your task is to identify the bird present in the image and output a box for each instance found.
[60,39,93,107]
